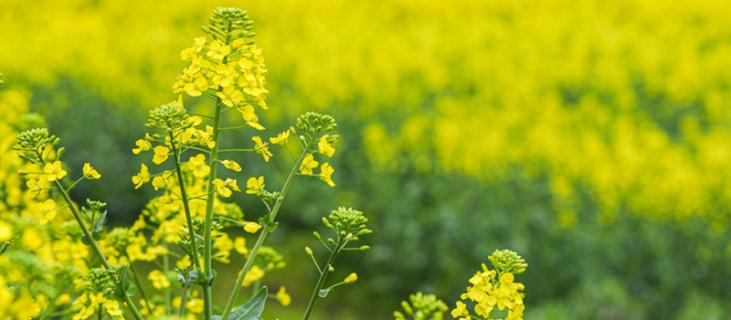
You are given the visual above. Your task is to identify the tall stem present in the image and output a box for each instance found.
[220,147,309,319]
[202,99,223,320]
[170,131,203,272]
[302,242,341,320]
[52,178,145,320]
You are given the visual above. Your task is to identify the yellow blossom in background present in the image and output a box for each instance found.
[43,161,66,181]
[344,272,358,284]
[38,199,57,224]
[270,129,291,145]
[151,176,166,190]
[299,153,318,175]
[242,265,264,287]
[276,286,291,306]
[152,145,170,164]
[132,139,151,155]
[246,176,265,195]
[0,222,12,242]
[131,163,150,189]
[318,135,335,157]
[21,228,43,250]
[221,159,242,172]
[252,136,272,162]
[187,298,204,314]
[243,222,262,234]
[148,270,170,289]
[82,162,101,180]
[234,237,248,254]
[319,163,335,187]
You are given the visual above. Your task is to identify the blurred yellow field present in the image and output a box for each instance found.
[1,0,730,319]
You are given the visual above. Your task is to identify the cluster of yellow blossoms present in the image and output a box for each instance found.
[0,86,94,318]
[451,250,527,320]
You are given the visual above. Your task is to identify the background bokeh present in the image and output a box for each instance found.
[2,0,731,318]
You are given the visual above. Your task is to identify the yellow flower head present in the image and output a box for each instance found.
[43,161,67,181]
[82,163,101,180]
[243,222,262,234]
[234,237,248,254]
[343,272,358,284]
[38,199,57,224]
[152,146,170,165]
[221,160,242,172]
[242,265,264,287]
[132,139,151,155]
[213,178,233,198]
[252,136,272,162]
[246,176,265,195]
[147,270,170,289]
[318,135,335,157]
[151,176,166,190]
[239,105,265,130]
[0,221,13,242]
[299,153,318,175]
[132,163,150,189]
[270,129,291,145]
[319,163,335,187]
[276,286,291,306]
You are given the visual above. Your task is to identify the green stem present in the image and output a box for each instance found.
[202,99,223,320]
[170,131,203,272]
[220,147,309,319]
[302,242,341,320]
[52,178,145,320]
[178,281,190,316]
[125,257,153,314]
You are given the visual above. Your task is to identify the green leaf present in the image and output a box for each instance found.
[224,286,268,320]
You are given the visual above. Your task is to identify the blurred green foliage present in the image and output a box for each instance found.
[2,0,731,318]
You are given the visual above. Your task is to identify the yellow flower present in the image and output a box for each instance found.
[43,161,67,181]
[319,163,335,187]
[206,40,231,61]
[176,255,191,269]
[238,105,265,130]
[242,265,264,287]
[152,146,170,165]
[234,237,248,254]
[221,160,242,172]
[103,299,123,317]
[243,222,262,234]
[0,221,13,242]
[38,199,57,224]
[55,294,71,306]
[187,154,210,178]
[252,136,272,162]
[276,286,291,306]
[132,139,151,155]
[343,272,358,284]
[21,228,43,250]
[246,176,265,195]
[318,135,335,157]
[213,178,232,198]
[82,163,101,180]
[187,298,204,314]
[270,129,291,145]
[451,301,470,319]
[151,176,166,190]
[299,153,318,175]
[132,164,150,189]
[148,270,170,289]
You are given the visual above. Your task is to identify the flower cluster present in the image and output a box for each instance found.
[451,250,527,320]
[173,8,268,131]
[393,292,448,320]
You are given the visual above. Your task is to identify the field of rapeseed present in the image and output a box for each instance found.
[1,0,730,319]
